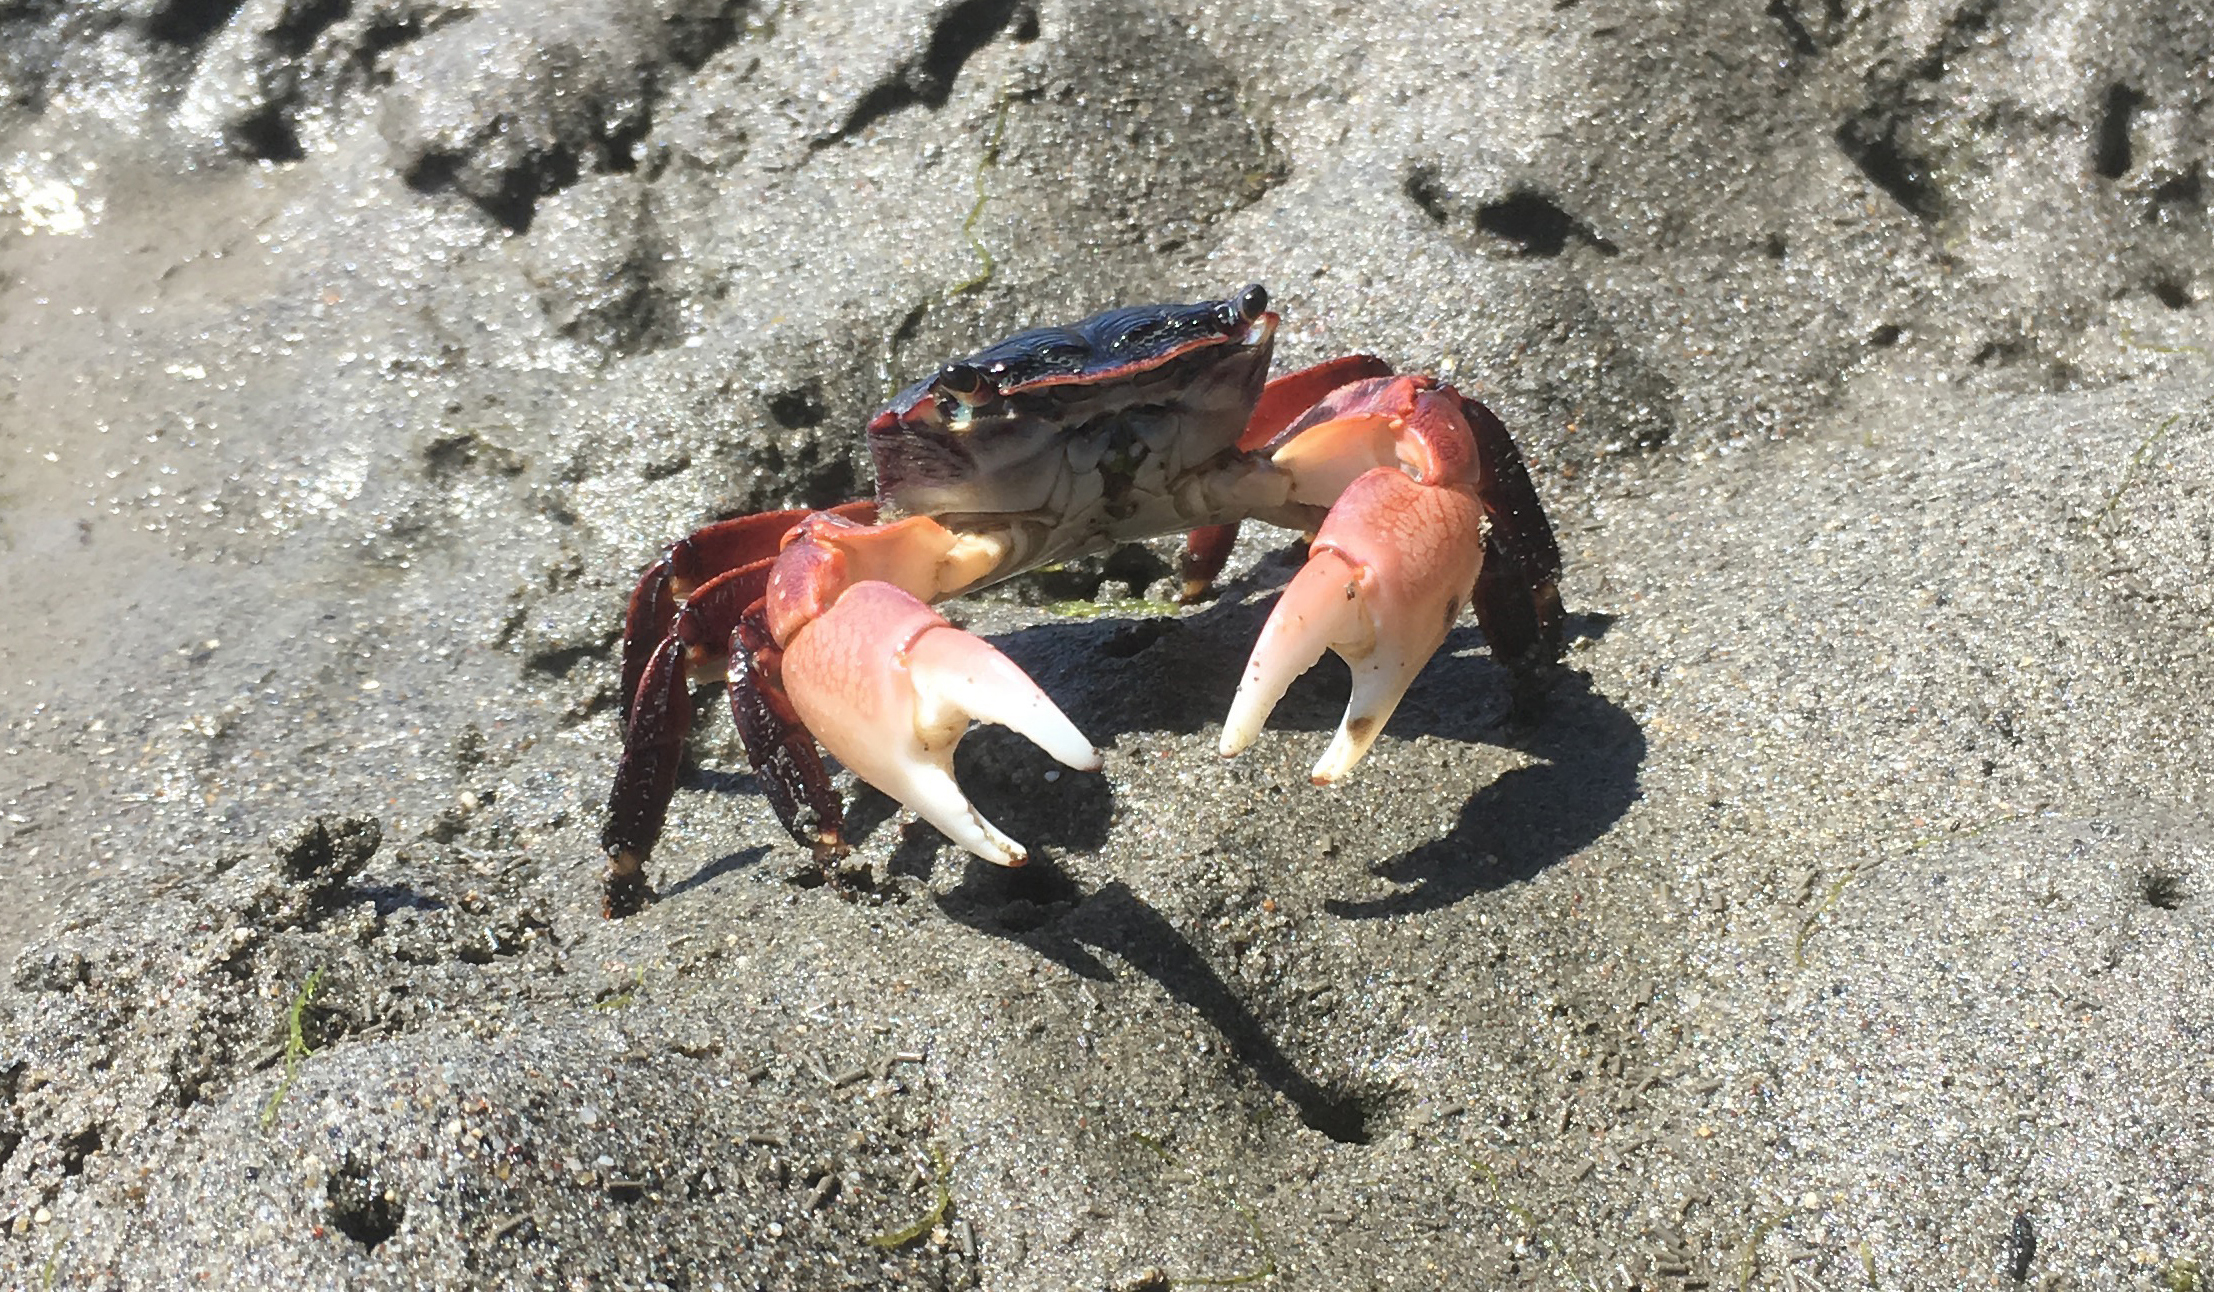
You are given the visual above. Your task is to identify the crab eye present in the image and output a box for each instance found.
[1219,284,1268,331]
[932,362,994,410]
[934,362,991,400]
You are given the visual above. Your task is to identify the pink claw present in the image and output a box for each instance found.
[778,580,1102,865]
[1219,467,1486,782]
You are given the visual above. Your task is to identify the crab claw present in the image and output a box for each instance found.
[1220,467,1486,783]
[779,579,1102,865]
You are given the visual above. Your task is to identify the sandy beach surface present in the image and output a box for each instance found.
[2,1,2210,1287]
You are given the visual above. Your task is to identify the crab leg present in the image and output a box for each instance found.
[605,567,755,914]
[603,501,877,913]
[1220,375,1545,783]
[604,633,694,911]
[618,502,877,721]
[730,608,844,860]
[1458,393,1564,678]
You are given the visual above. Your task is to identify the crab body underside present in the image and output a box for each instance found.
[602,286,1562,914]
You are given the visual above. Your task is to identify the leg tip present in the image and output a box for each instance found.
[807,831,851,879]
[1505,663,1562,726]
[602,854,656,918]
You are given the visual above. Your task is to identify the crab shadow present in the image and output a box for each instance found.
[1321,666,1643,919]
[897,563,1637,1140]
[661,843,770,900]
[983,547,1619,750]
[934,864,1373,1144]
[953,553,1641,919]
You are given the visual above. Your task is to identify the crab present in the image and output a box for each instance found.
[601,285,1562,914]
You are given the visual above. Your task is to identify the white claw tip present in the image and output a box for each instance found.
[1309,713,1385,784]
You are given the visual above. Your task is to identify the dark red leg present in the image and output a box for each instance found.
[619,502,877,722]
[1176,522,1241,602]
[730,613,846,864]
[1459,394,1564,686]
[603,635,692,915]
[602,513,868,915]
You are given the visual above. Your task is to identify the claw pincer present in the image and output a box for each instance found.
[1222,375,1506,784]
[763,518,1101,867]
[601,286,1561,912]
